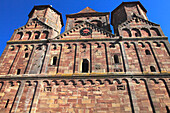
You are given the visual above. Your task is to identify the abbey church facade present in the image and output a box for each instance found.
[0,1,170,112]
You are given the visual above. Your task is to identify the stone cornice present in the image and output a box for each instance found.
[7,36,168,44]
[0,73,169,81]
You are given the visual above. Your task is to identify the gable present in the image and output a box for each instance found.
[53,22,115,40]
[78,7,97,13]
[118,15,159,29]
[16,18,52,32]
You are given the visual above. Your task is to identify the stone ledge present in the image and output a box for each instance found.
[0,73,169,80]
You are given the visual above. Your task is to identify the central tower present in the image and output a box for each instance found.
[65,7,111,32]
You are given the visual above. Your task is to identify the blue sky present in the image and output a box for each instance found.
[0,0,170,56]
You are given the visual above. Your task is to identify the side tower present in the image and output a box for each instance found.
[0,5,63,75]
[111,1,164,37]
[111,1,170,74]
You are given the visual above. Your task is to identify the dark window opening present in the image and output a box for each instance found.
[82,59,89,73]
[166,106,169,113]
[117,85,125,90]
[145,50,151,55]
[44,87,52,92]
[135,33,140,37]
[35,34,39,39]
[17,69,21,75]
[114,69,119,72]
[52,57,57,65]
[5,99,9,108]
[35,23,37,28]
[114,55,119,64]
[25,53,29,58]
[150,66,156,72]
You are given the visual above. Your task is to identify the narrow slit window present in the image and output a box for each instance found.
[25,53,29,58]
[114,55,119,64]
[52,57,57,65]
[5,99,9,108]
[82,59,89,73]
[17,69,21,75]
[150,66,156,72]
[145,49,151,55]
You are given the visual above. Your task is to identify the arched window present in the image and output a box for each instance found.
[132,28,141,37]
[145,49,151,55]
[41,31,49,39]
[114,55,119,64]
[91,20,102,27]
[23,32,31,40]
[34,31,40,39]
[141,28,151,37]
[122,28,132,37]
[25,53,29,58]
[17,69,21,75]
[15,32,23,40]
[150,28,161,36]
[150,66,156,72]
[52,56,57,65]
[82,59,89,73]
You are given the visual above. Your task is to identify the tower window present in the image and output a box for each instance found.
[145,50,151,55]
[17,69,21,75]
[25,53,29,58]
[82,59,89,73]
[114,55,119,64]
[34,31,40,39]
[52,56,57,65]
[35,34,39,39]
[150,66,156,72]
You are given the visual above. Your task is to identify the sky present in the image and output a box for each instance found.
[0,0,170,56]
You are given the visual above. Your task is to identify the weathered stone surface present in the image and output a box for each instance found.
[0,1,170,113]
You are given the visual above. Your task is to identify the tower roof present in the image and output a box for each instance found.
[78,7,97,13]
[28,5,64,26]
[66,7,109,18]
